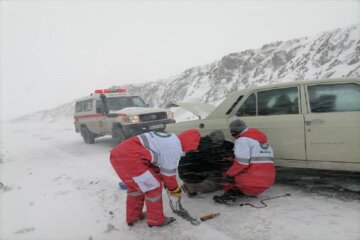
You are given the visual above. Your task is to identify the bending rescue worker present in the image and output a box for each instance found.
[110,129,200,227]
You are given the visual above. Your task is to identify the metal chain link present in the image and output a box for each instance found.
[167,192,201,226]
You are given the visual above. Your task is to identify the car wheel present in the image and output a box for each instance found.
[112,126,125,145]
[81,126,95,144]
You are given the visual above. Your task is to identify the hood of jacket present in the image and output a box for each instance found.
[237,128,267,143]
[177,129,201,151]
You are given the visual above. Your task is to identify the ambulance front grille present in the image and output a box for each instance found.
[139,112,167,122]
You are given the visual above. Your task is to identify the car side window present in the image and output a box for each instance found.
[84,99,93,112]
[236,93,256,116]
[308,83,360,113]
[75,101,84,113]
[258,87,299,115]
[226,95,243,115]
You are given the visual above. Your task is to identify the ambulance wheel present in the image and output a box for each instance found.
[81,126,95,144]
[112,127,125,145]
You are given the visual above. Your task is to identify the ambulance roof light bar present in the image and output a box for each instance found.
[94,89,109,93]
[94,87,127,94]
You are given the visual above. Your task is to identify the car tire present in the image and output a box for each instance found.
[81,126,95,144]
[112,126,125,145]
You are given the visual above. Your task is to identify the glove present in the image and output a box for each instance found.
[224,175,235,184]
[169,186,182,198]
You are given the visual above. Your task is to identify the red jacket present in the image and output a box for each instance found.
[226,128,275,188]
[110,130,200,191]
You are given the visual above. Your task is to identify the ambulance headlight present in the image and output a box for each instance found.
[129,115,140,123]
[166,111,174,119]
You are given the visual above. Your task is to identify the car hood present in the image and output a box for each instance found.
[166,102,215,119]
[110,107,167,115]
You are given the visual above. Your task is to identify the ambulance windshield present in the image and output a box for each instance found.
[106,96,147,110]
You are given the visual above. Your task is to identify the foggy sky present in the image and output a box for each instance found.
[1,0,359,120]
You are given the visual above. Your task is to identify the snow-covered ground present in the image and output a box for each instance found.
[1,119,359,240]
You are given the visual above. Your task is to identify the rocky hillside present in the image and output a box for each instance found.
[14,24,360,121]
[127,24,359,108]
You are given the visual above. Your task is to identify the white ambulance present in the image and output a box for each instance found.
[74,87,175,144]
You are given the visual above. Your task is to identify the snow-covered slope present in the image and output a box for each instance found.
[13,101,75,122]
[14,24,360,121]
[128,24,360,107]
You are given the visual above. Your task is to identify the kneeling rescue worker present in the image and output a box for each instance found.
[110,129,200,227]
[213,119,275,203]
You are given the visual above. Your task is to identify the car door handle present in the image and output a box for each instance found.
[305,119,325,126]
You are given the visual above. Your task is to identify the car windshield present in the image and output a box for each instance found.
[106,96,147,110]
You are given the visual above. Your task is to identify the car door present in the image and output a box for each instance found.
[304,82,360,163]
[228,86,307,160]
[83,99,99,133]
[95,99,108,134]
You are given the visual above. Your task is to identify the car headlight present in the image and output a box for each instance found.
[129,115,140,123]
[166,111,174,119]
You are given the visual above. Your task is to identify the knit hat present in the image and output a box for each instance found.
[177,129,201,151]
[229,119,247,134]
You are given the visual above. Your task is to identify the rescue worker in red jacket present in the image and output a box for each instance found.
[110,129,200,227]
[213,120,275,203]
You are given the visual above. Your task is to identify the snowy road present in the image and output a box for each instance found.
[276,167,360,201]
[1,119,359,240]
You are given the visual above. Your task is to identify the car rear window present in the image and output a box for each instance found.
[308,83,360,112]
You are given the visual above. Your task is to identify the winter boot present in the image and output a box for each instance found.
[127,212,146,227]
[228,189,257,198]
[213,192,237,204]
[148,217,176,228]
[227,189,248,198]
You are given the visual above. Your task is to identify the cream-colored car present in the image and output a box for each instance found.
[166,77,360,172]
[74,87,175,144]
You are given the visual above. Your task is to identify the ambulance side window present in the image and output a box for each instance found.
[84,100,93,112]
[75,101,84,113]
[96,100,104,113]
